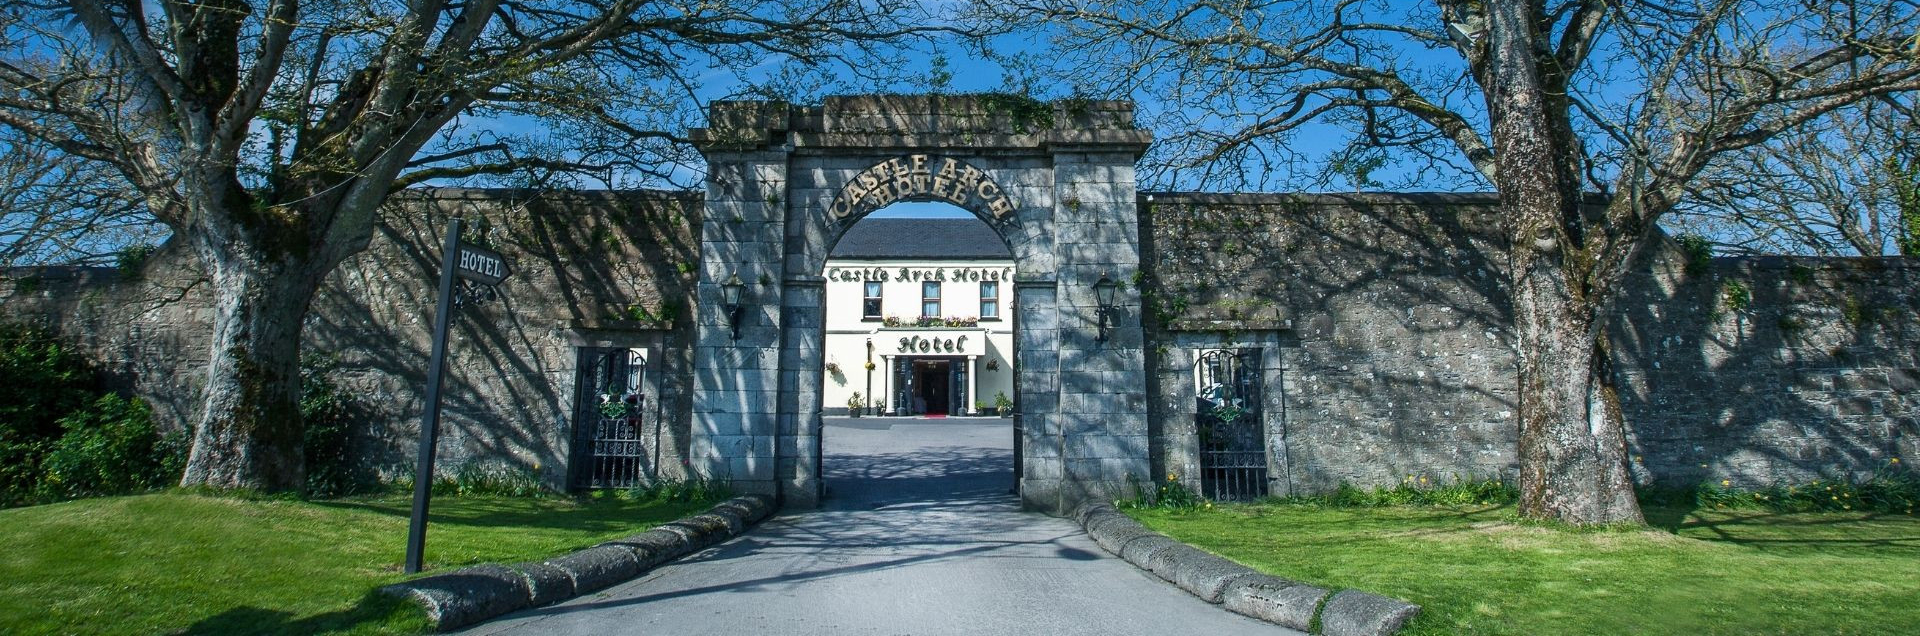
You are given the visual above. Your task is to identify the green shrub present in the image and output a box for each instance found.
[300,354,365,498]
[1273,475,1519,508]
[431,462,548,498]
[0,324,101,505]
[1118,473,1207,511]
[626,478,732,505]
[1676,461,1916,515]
[114,244,157,280]
[38,394,178,499]
[1675,234,1714,276]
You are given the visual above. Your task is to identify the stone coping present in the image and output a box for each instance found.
[1072,502,1420,636]
[379,494,774,631]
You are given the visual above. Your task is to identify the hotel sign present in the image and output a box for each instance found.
[829,154,1017,220]
[883,329,981,354]
[826,266,1012,283]
[454,243,511,286]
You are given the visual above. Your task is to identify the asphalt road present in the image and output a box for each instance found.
[461,417,1292,635]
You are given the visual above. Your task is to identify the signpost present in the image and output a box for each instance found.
[405,218,511,574]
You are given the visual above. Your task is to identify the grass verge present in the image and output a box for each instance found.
[0,491,709,635]
[1128,502,1920,635]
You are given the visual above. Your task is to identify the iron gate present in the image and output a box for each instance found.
[572,347,653,489]
[1196,348,1267,500]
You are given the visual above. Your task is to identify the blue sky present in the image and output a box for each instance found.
[869,201,972,219]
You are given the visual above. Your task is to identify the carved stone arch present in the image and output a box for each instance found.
[686,95,1154,513]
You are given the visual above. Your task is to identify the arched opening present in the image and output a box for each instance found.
[815,200,1018,508]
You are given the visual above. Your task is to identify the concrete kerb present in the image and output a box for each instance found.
[379,494,775,631]
[1319,590,1422,636]
[505,561,575,607]
[375,563,531,632]
[1073,502,1419,635]
[1223,575,1329,632]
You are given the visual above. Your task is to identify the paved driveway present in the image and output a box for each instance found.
[462,417,1291,635]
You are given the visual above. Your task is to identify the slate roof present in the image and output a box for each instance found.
[829,218,1012,260]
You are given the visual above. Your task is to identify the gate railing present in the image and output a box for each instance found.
[1196,348,1268,501]
[573,348,652,489]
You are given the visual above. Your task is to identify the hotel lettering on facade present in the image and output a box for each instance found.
[821,218,1015,417]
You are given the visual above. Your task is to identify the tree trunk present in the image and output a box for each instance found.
[178,253,321,491]
[1487,0,1643,525]
[1510,290,1644,524]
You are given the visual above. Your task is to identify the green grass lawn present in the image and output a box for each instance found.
[0,492,708,635]
[1129,503,1920,635]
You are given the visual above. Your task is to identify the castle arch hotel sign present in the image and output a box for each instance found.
[828,154,1017,220]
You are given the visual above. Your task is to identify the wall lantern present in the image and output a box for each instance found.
[986,358,999,371]
[721,272,746,340]
[1093,271,1119,342]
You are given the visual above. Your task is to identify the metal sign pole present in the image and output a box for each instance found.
[405,218,462,574]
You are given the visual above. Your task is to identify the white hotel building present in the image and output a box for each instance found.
[822,218,1015,416]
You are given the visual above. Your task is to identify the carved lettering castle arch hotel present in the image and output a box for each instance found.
[687,96,1154,512]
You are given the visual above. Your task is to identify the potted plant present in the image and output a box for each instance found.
[847,392,864,417]
[994,391,1013,418]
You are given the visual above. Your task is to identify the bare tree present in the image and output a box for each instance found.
[1670,96,1919,256]
[0,126,163,267]
[0,0,954,491]
[990,0,1920,524]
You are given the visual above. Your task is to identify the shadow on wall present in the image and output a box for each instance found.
[0,188,706,492]
[1142,193,1916,494]
[1611,254,1919,487]
[305,189,703,488]
[1143,193,1522,493]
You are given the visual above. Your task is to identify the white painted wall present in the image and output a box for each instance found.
[820,257,1016,414]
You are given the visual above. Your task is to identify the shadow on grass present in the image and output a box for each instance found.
[1641,504,1920,550]
[181,591,427,636]
[306,494,699,534]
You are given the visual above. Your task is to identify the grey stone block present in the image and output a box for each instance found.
[545,545,640,594]
[378,563,532,631]
[1085,513,1156,556]
[1070,500,1111,526]
[695,507,744,538]
[655,520,715,550]
[1319,589,1421,636]
[719,494,775,523]
[599,528,692,569]
[507,561,577,607]
[1221,575,1328,631]
[1145,544,1254,603]
[1117,534,1179,569]
[689,510,745,536]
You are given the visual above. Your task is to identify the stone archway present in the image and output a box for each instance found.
[687,95,1153,513]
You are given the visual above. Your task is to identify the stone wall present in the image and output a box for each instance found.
[2,256,214,433]
[4,149,1912,498]
[1612,253,1919,486]
[1141,192,1917,494]
[0,188,703,489]
[1142,193,1517,495]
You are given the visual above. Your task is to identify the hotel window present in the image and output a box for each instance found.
[863,282,883,319]
[980,281,999,319]
[922,281,941,318]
